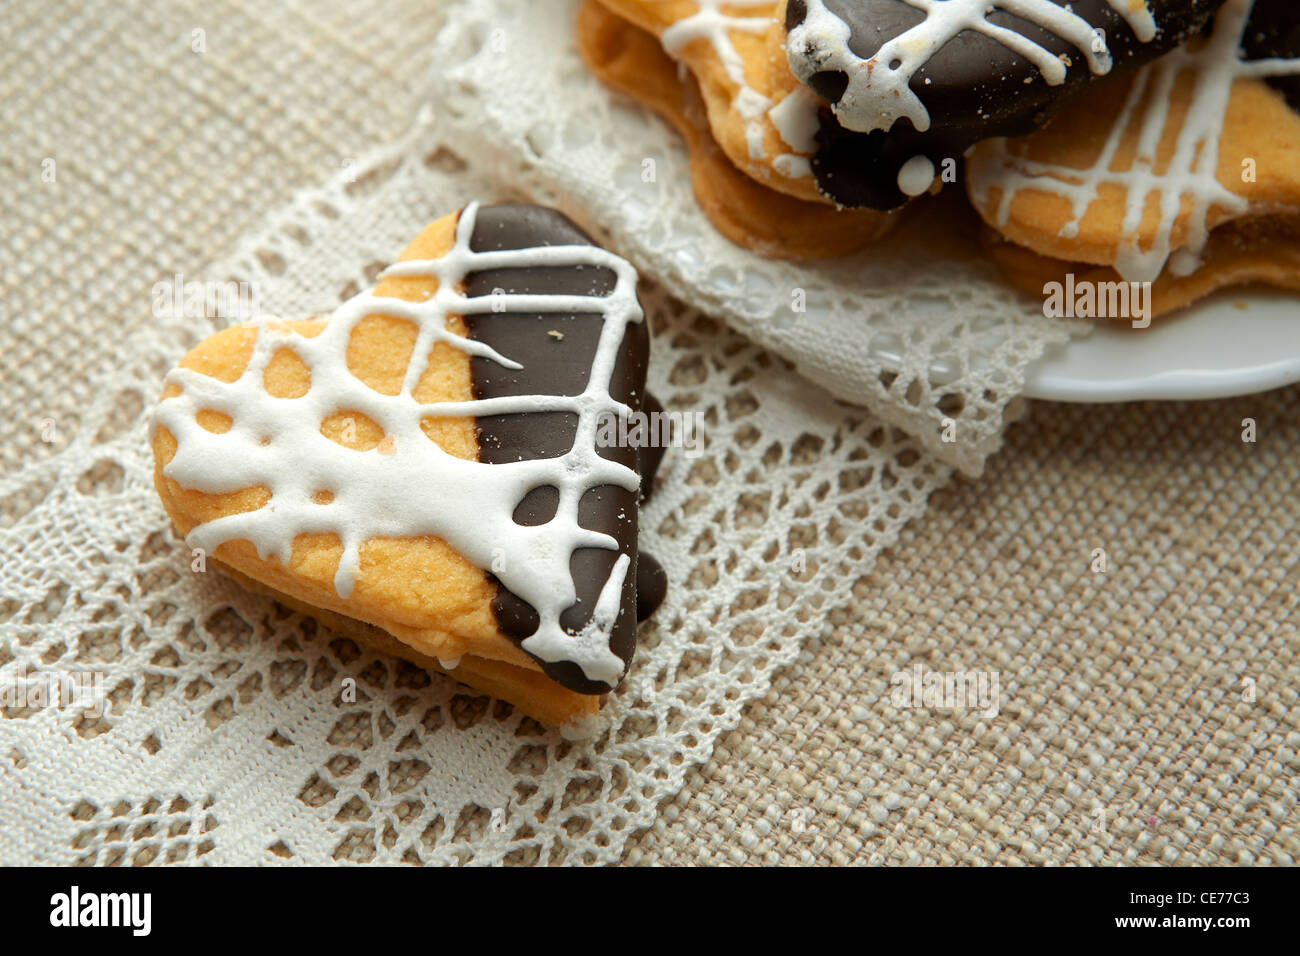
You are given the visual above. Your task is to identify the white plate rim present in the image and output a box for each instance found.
[1020,286,1300,403]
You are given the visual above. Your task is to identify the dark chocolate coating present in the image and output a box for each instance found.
[636,553,668,622]
[634,392,666,623]
[637,392,667,502]
[463,204,662,694]
[1242,0,1300,111]
[785,0,1228,209]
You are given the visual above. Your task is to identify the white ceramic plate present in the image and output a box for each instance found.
[1023,287,1300,402]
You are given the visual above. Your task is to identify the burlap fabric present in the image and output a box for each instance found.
[626,390,1299,864]
[2,0,1295,865]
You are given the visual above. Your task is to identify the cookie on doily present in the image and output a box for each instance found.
[578,0,894,258]
[151,202,667,726]
[966,0,1300,320]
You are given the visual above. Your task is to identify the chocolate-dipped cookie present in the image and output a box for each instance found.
[461,203,654,694]
[151,202,666,725]
[784,0,1228,209]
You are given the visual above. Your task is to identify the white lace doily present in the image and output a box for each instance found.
[428,0,1080,475]
[0,129,951,864]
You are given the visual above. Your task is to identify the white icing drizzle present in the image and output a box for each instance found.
[153,202,646,686]
[897,153,936,196]
[659,0,817,177]
[769,85,822,153]
[787,0,1157,134]
[970,0,1300,283]
[773,153,813,177]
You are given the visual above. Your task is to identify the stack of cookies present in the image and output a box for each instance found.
[579,0,1300,319]
[148,1,1300,730]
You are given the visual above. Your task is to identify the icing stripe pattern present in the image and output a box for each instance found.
[153,202,646,686]
[969,0,1300,283]
[659,0,817,177]
[787,0,1157,134]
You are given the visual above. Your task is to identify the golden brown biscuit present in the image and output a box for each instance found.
[966,0,1300,318]
[152,202,665,725]
[590,0,828,202]
[981,216,1300,322]
[578,0,895,258]
[216,561,598,726]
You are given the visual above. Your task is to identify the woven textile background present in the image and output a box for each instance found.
[627,390,1299,864]
[2,0,1296,865]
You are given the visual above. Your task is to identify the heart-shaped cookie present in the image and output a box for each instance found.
[966,0,1300,318]
[152,203,665,725]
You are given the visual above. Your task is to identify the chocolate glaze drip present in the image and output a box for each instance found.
[1242,0,1300,111]
[637,392,668,501]
[785,0,1227,209]
[462,203,664,694]
[634,391,667,624]
[636,554,668,622]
